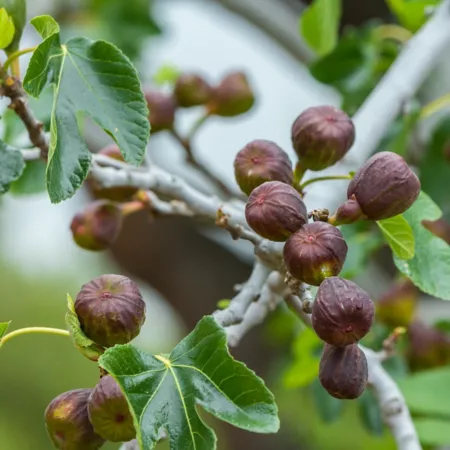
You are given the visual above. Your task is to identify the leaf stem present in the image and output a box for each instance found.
[4,47,37,75]
[0,327,70,348]
[299,174,353,190]
[420,92,450,119]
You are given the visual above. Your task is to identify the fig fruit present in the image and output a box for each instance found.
[90,145,139,202]
[329,195,366,226]
[145,90,176,132]
[291,105,355,171]
[312,277,374,346]
[283,222,348,286]
[88,375,135,442]
[347,151,420,220]
[70,200,123,251]
[208,72,255,117]
[245,181,307,241]
[45,389,105,450]
[376,279,417,327]
[234,139,293,195]
[174,73,212,107]
[74,274,146,347]
[319,343,368,399]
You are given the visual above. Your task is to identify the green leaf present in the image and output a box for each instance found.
[100,316,279,449]
[10,159,46,195]
[0,7,15,49]
[414,418,450,446]
[300,0,341,56]
[0,321,11,339]
[358,389,384,436]
[311,378,344,423]
[0,0,26,52]
[394,191,450,300]
[153,64,181,87]
[283,327,321,389]
[0,140,25,194]
[399,366,450,417]
[23,15,150,203]
[377,215,415,260]
[386,0,439,32]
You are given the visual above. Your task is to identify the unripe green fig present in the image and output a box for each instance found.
[174,73,212,107]
[208,72,255,117]
[319,343,368,399]
[283,222,348,286]
[0,0,26,52]
[245,181,307,241]
[74,274,146,347]
[234,140,293,195]
[70,200,123,251]
[145,90,177,132]
[312,277,374,346]
[347,151,420,220]
[45,389,105,450]
[88,376,136,442]
[291,105,355,171]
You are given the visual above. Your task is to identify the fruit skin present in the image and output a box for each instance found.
[70,200,123,251]
[376,279,417,327]
[329,195,366,226]
[90,145,139,202]
[145,90,177,132]
[74,274,146,347]
[407,320,450,371]
[245,181,307,241]
[45,389,105,450]
[0,0,26,52]
[88,375,136,442]
[174,74,212,107]
[319,343,368,399]
[208,72,255,117]
[283,222,348,286]
[312,277,374,346]
[347,151,421,220]
[291,105,355,171]
[234,139,293,195]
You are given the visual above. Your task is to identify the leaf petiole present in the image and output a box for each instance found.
[3,47,37,75]
[299,174,353,190]
[0,326,69,348]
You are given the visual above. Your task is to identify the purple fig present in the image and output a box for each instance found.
[174,73,212,107]
[145,90,176,132]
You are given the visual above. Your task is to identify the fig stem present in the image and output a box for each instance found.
[0,327,70,347]
[293,161,307,185]
[187,112,210,141]
[299,174,353,190]
[4,47,37,75]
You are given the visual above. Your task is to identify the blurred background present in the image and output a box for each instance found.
[2,0,450,449]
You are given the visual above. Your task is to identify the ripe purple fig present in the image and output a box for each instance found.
[376,279,417,327]
[90,145,139,202]
[74,274,146,347]
[283,222,348,286]
[245,181,307,241]
[45,389,105,450]
[88,376,135,442]
[291,106,355,171]
[208,72,255,117]
[70,200,123,251]
[145,90,176,132]
[312,277,374,346]
[174,73,212,107]
[234,139,293,195]
[347,151,421,220]
[319,344,368,399]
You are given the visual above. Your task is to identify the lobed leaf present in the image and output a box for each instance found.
[0,140,25,194]
[377,215,415,260]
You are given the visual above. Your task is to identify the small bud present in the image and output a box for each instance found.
[347,152,421,220]
[74,274,146,347]
[88,376,135,442]
[208,72,255,117]
[319,344,368,399]
[291,106,355,171]
[45,389,105,450]
[245,181,307,241]
[329,195,365,226]
[376,279,418,327]
[283,223,348,286]
[90,145,139,202]
[145,90,177,132]
[312,277,374,346]
[174,73,212,107]
[234,139,293,195]
[70,200,123,251]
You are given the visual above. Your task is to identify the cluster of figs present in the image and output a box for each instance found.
[235,105,421,398]
[45,275,146,449]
